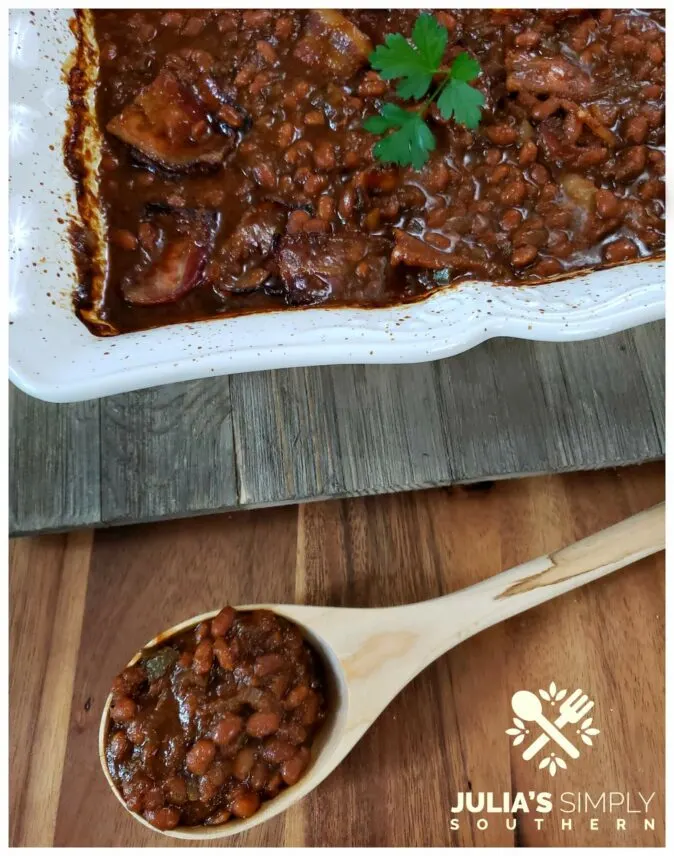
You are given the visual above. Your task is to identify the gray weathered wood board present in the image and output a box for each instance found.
[9,321,665,536]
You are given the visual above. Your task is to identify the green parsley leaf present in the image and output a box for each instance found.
[449,51,481,82]
[363,102,416,134]
[437,78,485,130]
[369,13,448,100]
[370,109,436,171]
[363,15,485,168]
[411,13,448,73]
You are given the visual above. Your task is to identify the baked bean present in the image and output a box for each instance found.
[500,209,523,232]
[303,174,328,196]
[277,122,295,149]
[595,189,621,219]
[247,711,281,738]
[276,721,308,745]
[275,16,293,39]
[233,747,257,780]
[217,104,244,129]
[252,162,276,189]
[284,684,310,710]
[304,110,325,126]
[614,146,647,181]
[243,10,271,27]
[186,739,216,776]
[421,160,450,192]
[230,787,261,819]
[206,808,232,825]
[212,713,244,746]
[603,238,638,264]
[110,695,137,723]
[144,806,181,831]
[160,11,183,29]
[163,775,188,805]
[639,179,665,201]
[544,208,573,230]
[261,738,297,764]
[519,141,538,166]
[511,244,538,268]
[529,164,550,185]
[280,747,311,786]
[317,196,336,221]
[624,116,649,145]
[199,763,227,802]
[488,164,510,185]
[500,181,527,207]
[532,258,564,277]
[485,124,518,146]
[265,771,284,797]
[254,653,288,677]
[515,29,540,48]
[313,141,336,171]
[285,140,313,165]
[338,185,356,220]
[287,210,311,235]
[108,731,131,761]
[181,16,205,37]
[122,773,151,812]
[358,71,387,97]
[193,640,213,675]
[112,666,145,697]
[143,786,165,811]
[250,761,270,791]
[256,40,278,65]
[647,42,664,65]
[211,606,235,637]
[513,226,548,248]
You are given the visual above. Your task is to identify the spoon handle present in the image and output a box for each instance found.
[532,713,580,759]
[420,501,665,653]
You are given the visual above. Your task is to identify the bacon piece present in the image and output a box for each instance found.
[211,203,288,294]
[107,70,232,171]
[294,11,372,80]
[277,233,389,304]
[122,208,217,306]
[505,51,595,100]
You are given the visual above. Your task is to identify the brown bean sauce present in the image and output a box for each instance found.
[105,607,326,830]
[74,9,665,335]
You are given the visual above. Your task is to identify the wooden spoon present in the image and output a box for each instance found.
[99,502,664,840]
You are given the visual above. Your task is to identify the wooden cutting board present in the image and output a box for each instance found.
[9,462,664,847]
[9,321,665,536]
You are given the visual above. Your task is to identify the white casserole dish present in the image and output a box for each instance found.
[8,9,665,404]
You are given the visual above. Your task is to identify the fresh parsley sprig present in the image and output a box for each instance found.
[363,13,485,169]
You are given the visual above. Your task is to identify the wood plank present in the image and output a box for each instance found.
[9,322,665,535]
[230,367,345,505]
[20,463,660,847]
[630,321,665,448]
[330,363,452,495]
[8,385,101,535]
[99,379,237,524]
[9,530,93,846]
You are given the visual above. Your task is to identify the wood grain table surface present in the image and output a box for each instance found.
[9,321,665,536]
[9,463,664,847]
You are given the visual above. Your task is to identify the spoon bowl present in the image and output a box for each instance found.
[99,503,664,839]
[511,689,543,722]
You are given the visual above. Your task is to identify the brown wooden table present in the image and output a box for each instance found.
[9,464,664,847]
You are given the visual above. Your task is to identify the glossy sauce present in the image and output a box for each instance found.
[74,9,665,335]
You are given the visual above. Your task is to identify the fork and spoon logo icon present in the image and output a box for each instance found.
[506,683,599,775]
